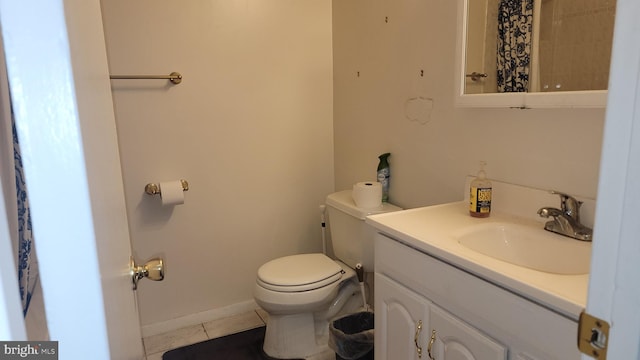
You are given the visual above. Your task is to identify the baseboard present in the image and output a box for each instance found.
[141,299,260,338]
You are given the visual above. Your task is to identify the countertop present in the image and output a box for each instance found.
[366,201,589,321]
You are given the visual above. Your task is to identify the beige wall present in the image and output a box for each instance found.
[101,1,334,327]
[538,0,615,91]
[333,0,604,209]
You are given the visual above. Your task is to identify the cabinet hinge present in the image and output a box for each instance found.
[578,310,610,360]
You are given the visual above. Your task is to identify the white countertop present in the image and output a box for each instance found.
[366,201,589,321]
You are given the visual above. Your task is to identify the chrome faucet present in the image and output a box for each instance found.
[537,191,593,241]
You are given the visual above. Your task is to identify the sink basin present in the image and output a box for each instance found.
[453,222,591,275]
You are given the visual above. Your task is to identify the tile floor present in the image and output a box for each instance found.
[142,309,270,360]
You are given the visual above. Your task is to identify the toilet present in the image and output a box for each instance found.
[254,189,401,359]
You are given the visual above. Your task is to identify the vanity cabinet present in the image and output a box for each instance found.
[374,233,581,360]
[375,273,429,359]
[376,273,507,360]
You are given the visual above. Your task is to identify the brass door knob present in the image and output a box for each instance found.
[130,257,164,290]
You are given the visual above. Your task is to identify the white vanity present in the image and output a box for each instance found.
[366,182,592,359]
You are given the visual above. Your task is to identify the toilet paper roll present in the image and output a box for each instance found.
[352,181,382,209]
[159,180,185,206]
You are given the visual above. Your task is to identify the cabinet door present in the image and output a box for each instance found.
[375,273,430,360]
[429,304,507,360]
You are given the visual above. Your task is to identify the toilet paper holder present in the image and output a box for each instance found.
[145,179,189,196]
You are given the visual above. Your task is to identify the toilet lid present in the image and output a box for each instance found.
[257,253,344,292]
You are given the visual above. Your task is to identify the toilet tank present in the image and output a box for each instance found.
[325,190,401,270]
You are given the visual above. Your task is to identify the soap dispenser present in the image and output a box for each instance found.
[469,161,492,218]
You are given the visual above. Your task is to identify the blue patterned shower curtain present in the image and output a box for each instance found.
[497,0,534,92]
[12,114,38,317]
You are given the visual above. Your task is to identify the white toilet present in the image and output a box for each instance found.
[254,189,401,359]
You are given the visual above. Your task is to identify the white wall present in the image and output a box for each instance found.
[333,0,604,209]
[100,1,334,328]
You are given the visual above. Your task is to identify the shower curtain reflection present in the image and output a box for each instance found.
[12,112,39,317]
[497,0,534,92]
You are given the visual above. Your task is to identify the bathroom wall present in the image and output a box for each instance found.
[333,0,604,209]
[100,1,334,329]
[538,0,615,91]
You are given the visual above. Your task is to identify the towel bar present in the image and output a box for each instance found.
[110,71,182,85]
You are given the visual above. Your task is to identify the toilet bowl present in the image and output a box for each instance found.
[255,255,361,359]
[254,189,401,359]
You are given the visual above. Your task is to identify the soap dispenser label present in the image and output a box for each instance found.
[470,187,492,213]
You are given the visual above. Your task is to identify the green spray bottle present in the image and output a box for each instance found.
[377,153,391,202]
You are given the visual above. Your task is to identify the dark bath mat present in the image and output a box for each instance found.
[162,326,303,360]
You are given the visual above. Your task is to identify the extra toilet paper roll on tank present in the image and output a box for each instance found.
[160,180,185,206]
[352,181,382,209]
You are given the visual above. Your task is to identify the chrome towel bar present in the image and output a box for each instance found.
[110,71,182,85]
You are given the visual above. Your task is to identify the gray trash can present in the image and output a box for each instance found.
[328,311,374,360]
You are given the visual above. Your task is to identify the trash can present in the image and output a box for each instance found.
[328,311,375,360]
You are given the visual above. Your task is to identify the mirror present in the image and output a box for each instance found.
[457,0,616,108]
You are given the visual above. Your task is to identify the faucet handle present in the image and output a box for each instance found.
[550,190,582,219]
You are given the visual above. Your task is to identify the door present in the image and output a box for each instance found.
[375,273,430,360]
[584,0,640,358]
[0,176,26,340]
[0,0,144,359]
[429,304,507,360]
[0,24,26,341]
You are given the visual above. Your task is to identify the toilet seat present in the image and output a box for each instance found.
[257,253,344,292]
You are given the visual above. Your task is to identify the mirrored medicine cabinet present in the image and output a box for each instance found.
[455,0,616,108]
